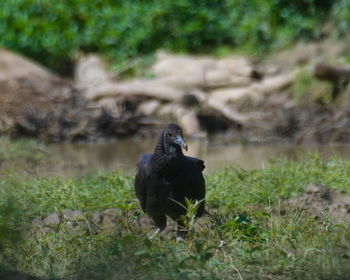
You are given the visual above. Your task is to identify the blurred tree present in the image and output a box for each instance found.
[0,0,345,74]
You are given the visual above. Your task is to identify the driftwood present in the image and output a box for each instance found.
[206,98,251,125]
[2,43,350,144]
[0,48,299,140]
[156,104,203,135]
[152,51,261,89]
[209,72,295,104]
[314,63,350,81]
[74,53,294,130]
[85,80,184,102]
[205,72,295,125]
[314,63,350,99]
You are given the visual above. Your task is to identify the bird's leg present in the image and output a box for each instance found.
[148,228,161,240]
[176,220,188,242]
[148,215,166,240]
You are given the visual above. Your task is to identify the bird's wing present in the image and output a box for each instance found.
[184,156,205,171]
[182,156,206,215]
[135,154,152,212]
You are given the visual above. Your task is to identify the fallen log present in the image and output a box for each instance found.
[207,98,251,125]
[85,80,183,102]
[314,63,350,99]
[314,63,350,81]
[152,52,261,89]
[206,72,295,125]
[209,72,295,104]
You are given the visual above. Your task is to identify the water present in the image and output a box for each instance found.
[47,139,350,176]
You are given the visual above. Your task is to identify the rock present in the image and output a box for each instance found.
[60,210,91,234]
[0,49,62,86]
[305,183,331,200]
[0,49,72,126]
[43,212,60,225]
[0,48,153,141]
[100,208,124,233]
[62,209,84,221]
[30,216,55,236]
[91,211,102,224]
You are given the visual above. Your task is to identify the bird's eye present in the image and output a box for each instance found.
[167,133,172,137]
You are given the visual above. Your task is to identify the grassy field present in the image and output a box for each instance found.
[0,139,350,279]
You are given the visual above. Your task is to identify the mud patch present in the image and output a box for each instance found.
[281,183,350,223]
[29,208,182,239]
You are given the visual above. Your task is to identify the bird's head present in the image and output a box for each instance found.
[163,123,188,154]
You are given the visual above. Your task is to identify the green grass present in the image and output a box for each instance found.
[0,136,48,161]
[1,156,350,279]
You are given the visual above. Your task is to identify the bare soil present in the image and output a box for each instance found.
[281,183,350,223]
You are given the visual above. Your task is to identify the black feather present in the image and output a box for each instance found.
[135,123,205,234]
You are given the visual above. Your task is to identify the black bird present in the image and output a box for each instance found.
[135,123,205,238]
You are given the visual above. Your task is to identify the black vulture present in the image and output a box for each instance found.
[135,123,205,238]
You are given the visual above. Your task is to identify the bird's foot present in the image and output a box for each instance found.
[176,236,185,243]
[148,228,161,240]
[176,229,188,242]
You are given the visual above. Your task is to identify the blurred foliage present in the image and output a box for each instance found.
[292,67,337,104]
[0,136,48,161]
[293,68,315,103]
[0,201,21,252]
[0,0,347,74]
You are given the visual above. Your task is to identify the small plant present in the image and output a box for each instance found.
[214,212,267,243]
[170,198,204,235]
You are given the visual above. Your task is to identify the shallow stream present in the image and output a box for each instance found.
[47,139,350,176]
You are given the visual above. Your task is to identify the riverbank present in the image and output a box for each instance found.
[1,39,350,144]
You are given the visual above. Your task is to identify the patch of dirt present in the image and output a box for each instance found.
[29,208,181,238]
[281,183,350,223]
[28,207,213,240]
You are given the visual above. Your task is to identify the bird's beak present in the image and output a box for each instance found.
[175,136,188,151]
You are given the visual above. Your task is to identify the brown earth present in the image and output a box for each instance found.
[29,208,180,239]
[281,183,350,223]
